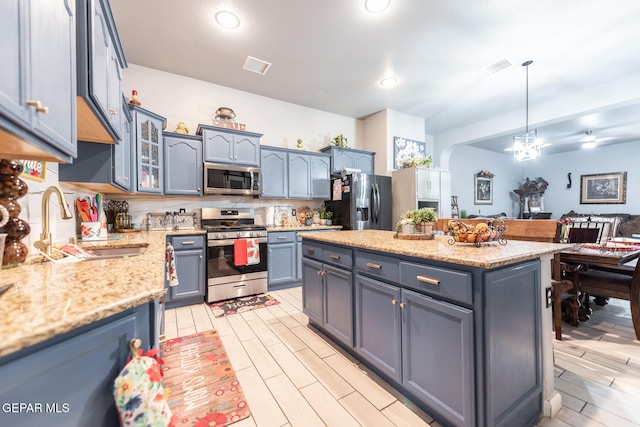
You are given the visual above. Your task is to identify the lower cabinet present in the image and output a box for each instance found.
[302,240,542,427]
[0,303,154,427]
[301,243,354,348]
[166,234,206,309]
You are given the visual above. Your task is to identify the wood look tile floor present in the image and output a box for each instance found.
[166,288,640,427]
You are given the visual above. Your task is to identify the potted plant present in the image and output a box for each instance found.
[413,207,438,233]
[304,212,314,226]
[319,205,328,225]
[325,211,333,226]
[331,134,349,151]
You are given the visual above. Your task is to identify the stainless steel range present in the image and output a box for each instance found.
[202,208,268,303]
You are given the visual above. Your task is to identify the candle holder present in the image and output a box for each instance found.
[0,159,31,267]
[513,189,528,219]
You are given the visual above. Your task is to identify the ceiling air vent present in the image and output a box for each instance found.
[484,59,513,74]
[243,56,272,75]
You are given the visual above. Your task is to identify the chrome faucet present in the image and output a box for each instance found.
[33,186,73,255]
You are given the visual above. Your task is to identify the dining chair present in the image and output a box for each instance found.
[551,255,581,340]
[576,259,640,340]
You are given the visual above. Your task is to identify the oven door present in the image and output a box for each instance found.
[207,237,268,285]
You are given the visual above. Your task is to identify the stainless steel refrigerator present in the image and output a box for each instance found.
[326,173,392,230]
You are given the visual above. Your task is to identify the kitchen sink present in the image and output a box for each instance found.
[83,245,148,261]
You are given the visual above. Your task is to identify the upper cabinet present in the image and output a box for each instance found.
[164,132,203,196]
[131,105,166,194]
[260,147,330,200]
[320,146,375,175]
[76,0,126,144]
[196,125,261,167]
[0,0,77,163]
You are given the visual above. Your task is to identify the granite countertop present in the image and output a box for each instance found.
[298,230,571,268]
[0,230,201,358]
[267,225,342,232]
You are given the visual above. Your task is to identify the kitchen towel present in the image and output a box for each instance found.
[166,243,179,286]
[246,238,260,265]
[113,341,176,427]
[233,239,248,266]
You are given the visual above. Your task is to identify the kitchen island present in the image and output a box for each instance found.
[0,229,202,426]
[300,230,569,427]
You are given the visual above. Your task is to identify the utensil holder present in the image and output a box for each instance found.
[81,222,101,240]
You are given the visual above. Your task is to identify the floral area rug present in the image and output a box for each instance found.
[162,330,251,426]
[210,294,280,318]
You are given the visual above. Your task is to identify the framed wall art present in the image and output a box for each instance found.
[580,171,627,204]
[19,160,47,181]
[474,176,493,205]
[393,136,426,169]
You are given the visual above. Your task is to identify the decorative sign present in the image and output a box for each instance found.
[19,160,46,181]
[393,136,426,169]
[212,119,246,131]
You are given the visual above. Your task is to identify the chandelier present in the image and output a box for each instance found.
[512,60,545,161]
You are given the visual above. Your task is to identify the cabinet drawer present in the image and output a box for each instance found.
[322,245,353,269]
[355,250,399,283]
[171,235,205,250]
[268,231,296,244]
[399,262,472,305]
[301,241,323,260]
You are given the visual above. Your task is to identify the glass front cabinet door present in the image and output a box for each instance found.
[131,105,166,194]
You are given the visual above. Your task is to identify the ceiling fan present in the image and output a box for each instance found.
[579,129,632,148]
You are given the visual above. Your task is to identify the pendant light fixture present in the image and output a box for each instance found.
[512,60,544,161]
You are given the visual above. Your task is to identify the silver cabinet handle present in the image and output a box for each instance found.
[330,254,340,260]
[181,241,195,245]
[417,275,440,285]
[277,236,287,239]
[366,262,381,269]
[306,248,315,253]
[27,99,49,114]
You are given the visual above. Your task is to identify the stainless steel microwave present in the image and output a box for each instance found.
[204,163,260,196]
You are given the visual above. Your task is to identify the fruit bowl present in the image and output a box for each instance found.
[447,219,507,247]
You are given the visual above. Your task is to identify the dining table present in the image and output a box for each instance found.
[554,239,640,326]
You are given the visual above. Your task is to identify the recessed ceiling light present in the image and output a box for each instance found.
[365,0,391,13]
[215,11,240,29]
[380,77,397,87]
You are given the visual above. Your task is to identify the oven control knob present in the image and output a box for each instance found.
[223,232,229,238]
[237,232,242,238]
[215,233,221,239]
[250,231,256,237]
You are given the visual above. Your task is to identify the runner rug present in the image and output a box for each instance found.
[162,330,251,426]
[210,293,280,317]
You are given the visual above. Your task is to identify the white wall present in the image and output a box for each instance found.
[123,64,360,153]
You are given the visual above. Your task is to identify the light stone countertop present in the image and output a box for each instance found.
[298,230,571,269]
[0,229,205,358]
[266,225,342,232]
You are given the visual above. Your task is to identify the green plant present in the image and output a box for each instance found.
[319,204,328,219]
[331,134,349,148]
[325,211,333,220]
[395,217,415,233]
[412,207,438,223]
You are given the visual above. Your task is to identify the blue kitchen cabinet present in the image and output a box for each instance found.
[131,105,166,194]
[288,152,311,198]
[197,125,262,166]
[310,153,331,199]
[267,232,297,289]
[261,146,330,200]
[301,241,354,348]
[113,96,133,191]
[166,235,206,309]
[260,147,288,198]
[320,146,375,175]
[76,0,126,144]
[59,97,133,192]
[0,302,154,427]
[164,132,203,196]
[0,0,77,163]
[302,239,542,427]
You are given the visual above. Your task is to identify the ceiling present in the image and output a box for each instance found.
[109,0,640,156]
